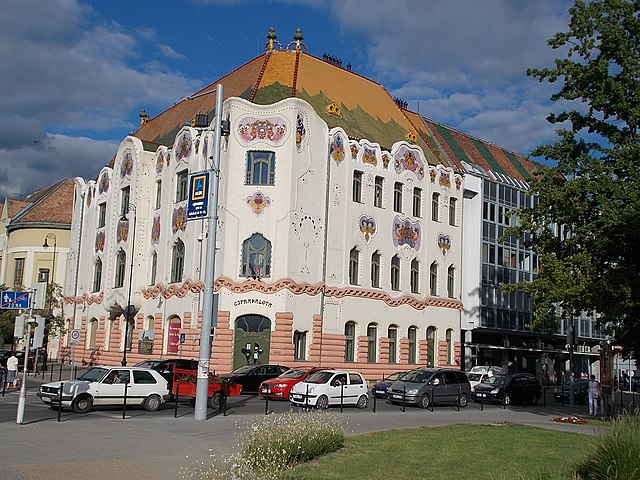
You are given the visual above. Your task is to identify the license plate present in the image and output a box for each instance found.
[261,388,267,394]
[42,396,51,403]
[391,394,401,399]
[292,394,303,401]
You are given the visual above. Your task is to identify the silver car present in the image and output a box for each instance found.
[386,368,471,408]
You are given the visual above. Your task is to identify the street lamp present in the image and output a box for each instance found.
[42,233,57,316]
[120,203,137,366]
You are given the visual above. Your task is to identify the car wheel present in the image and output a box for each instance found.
[458,394,468,407]
[418,393,430,409]
[504,394,512,406]
[531,394,539,405]
[357,395,368,409]
[316,395,329,409]
[73,395,93,414]
[144,394,161,412]
[209,392,223,410]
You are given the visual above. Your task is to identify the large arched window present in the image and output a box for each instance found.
[150,251,158,285]
[294,330,307,361]
[429,262,438,296]
[88,318,98,348]
[344,321,356,362]
[388,325,398,364]
[427,326,437,367]
[349,247,360,285]
[371,251,381,288]
[391,255,400,291]
[408,326,417,364]
[446,328,454,364]
[410,258,420,294]
[114,249,126,288]
[92,258,102,293]
[432,192,440,221]
[170,239,185,283]
[367,323,378,363]
[447,265,455,298]
[245,151,275,186]
[241,233,272,279]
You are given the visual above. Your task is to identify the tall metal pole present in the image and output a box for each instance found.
[70,187,86,373]
[17,289,35,424]
[122,204,137,366]
[194,84,223,420]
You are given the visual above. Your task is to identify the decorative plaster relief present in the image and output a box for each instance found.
[176,132,192,163]
[117,218,129,243]
[151,216,161,245]
[172,205,187,234]
[330,133,346,164]
[246,191,272,215]
[237,116,288,145]
[359,216,377,244]
[120,150,133,178]
[393,145,424,179]
[95,230,105,252]
[438,233,452,256]
[296,112,306,150]
[99,172,110,194]
[393,216,421,250]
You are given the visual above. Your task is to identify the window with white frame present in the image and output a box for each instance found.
[294,330,307,360]
[430,262,438,296]
[150,251,158,285]
[176,170,188,202]
[413,187,422,217]
[352,170,363,203]
[393,182,403,213]
[114,249,126,288]
[171,240,185,283]
[371,251,381,288]
[155,180,162,209]
[447,265,455,298]
[344,321,356,362]
[391,255,400,291]
[432,192,440,221]
[449,197,457,226]
[446,328,454,364]
[408,326,417,364]
[120,187,130,217]
[349,247,360,285]
[245,150,275,185]
[388,325,398,363]
[410,258,420,294]
[98,202,106,228]
[427,326,437,367]
[241,233,272,278]
[374,176,384,208]
[367,323,377,362]
[92,258,102,292]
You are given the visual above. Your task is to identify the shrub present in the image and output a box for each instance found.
[574,414,640,479]
[184,410,345,480]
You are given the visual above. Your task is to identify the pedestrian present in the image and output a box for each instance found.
[6,351,19,389]
[588,374,601,416]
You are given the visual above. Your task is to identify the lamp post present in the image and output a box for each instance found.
[120,203,137,366]
[42,233,58,316]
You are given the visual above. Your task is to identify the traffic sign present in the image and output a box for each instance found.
[70,329,81,344]
[1,291,30,309]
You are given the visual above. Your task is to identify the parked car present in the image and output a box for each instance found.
[135,358,198,393]
[289,370,369,409]
[259,366,329,400]
[218,364,289,393]
[553,379,589,404]
[467,372,490,391]
[133,359,164,369]
[471,373,542,405]
[36,366,170,413]
[468,365,505,376]
[371,371,409,398]
[386,368,471,408]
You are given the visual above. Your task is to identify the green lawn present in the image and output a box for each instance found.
[282,423,595,480]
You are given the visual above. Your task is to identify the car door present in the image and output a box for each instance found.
[429,373,447,404]
[346,372,366,404]
[95,369,130,406]
[326,373,348,404]
[443,371,461,403]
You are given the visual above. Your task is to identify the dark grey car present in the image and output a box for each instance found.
[386,368,471,408]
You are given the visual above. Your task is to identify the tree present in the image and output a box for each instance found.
[511,0,640,360]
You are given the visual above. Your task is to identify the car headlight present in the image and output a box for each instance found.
[490,388,500,394]
[407,388,419,395]
[275,383,287,388]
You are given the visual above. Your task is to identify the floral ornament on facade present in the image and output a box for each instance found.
[394,146,424,179]
[438,233,451,256]
[98,172,110,194]
[120,150,133,178]
[151,216,161,245]
[176,133,192,162]
[359,216,377,244]
[455,175,462,190]
[382,153,390,169]
[117,218,129,243]
[95,230,105,253]
[296,113,306,149]
[238,117,287,145]
[246,191,272,215]
[393,217,421,250]
[172,205,187,234]
[405,131,417,143]
[429,167,437,183]
[350,143,359,160]
[439,170,452,189]
[325,101,342,117]
[195,137,200,155]
[362,146,377,166]
[330,134,345,164]
[155,153,164,174]
[165,151,171,166]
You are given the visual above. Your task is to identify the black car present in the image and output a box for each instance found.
[371,371,408,398]
[134,359,199,392]
[471,373,542,405]
[554,379,589,404]
[219,364,289,394]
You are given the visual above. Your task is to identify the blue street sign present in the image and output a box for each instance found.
[0,291,30,309]
[187,172,209,220]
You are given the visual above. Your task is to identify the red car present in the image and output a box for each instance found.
[259,367,330,400]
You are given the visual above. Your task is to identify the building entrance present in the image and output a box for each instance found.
[233,314,271,370]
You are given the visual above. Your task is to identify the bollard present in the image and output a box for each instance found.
[429,385,434,413]
[50,362,54,382]
[223,381,228,417]
[264,386,270,416]
[57,382,64,422]
[456,385,461,412]
[480,395,484,411]
[305,384,310,410]
[503,391,507,410]
[174,383,180,419]
[122,382,129,419]
[373,391,377,413]
[402,385,406,413]
[58,362,63,382]
[1,368,6,397]
[340,383,344,413]
[543,386,546,408]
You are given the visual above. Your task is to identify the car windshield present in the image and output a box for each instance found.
[279,369,308,379]
[401,370,431,383]
[467,373,483,382]
[387,372,407,382]
[134,360,161,368]
[481,375,507,385]
[77,367,109,382]
[231,365,255,374]
[305,371,336,384]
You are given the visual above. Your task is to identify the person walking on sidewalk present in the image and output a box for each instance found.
[6,352,19,389]
[588,374,601,416]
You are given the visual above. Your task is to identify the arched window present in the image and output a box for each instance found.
[114,249,126,288]
[88,318,98,349]
[367,323,378,363]
[394,182,403,213]
[245,151,276,185]
[344,321,356,362]
[374,176,384,208]
[170,239,185,283]
[408,326,417,364]
[432,192,440,221]
[391,255,400,291]
[371,251,381,288]
[413,187,422,217]
[447,265,455,298]
[410,258,420,294]
[241,233,272,279]
[429,262,438,296]
[150,251,158,285]
[446,328,454,364]
[427,326,437,367]
[352,170,363,202]
[449,197,457,226]
[294,330,307,360]
[92,258,102,293]
[388,325,398,364]
[349,247,359,285]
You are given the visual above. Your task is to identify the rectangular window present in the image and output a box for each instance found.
[120,187,130,217]
[245,150,275,185]
[371,252,381,288]
[294,331,306,360]
[155,180,162,209]
[352,170,363,203]
[408,327,417,364]
[176,170,188,202]
[432,193,440,221]
[92,259,102,293]
[388,327,397,364]
[412,187,422,217]
[374,176,383,208]
[391,256,400,291]
[367,325,377,363]
[38,268,50,284]
[98,203,106,228]
[14,258,25,288]
[393,182,403,213]
[449,198,457,226]
[349,248,359,285]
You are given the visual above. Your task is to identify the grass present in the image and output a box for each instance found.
[282,423,594,480]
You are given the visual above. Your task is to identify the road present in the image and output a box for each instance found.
[1,368,636,480]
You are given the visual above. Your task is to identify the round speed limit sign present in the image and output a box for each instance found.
[70,329,81,344]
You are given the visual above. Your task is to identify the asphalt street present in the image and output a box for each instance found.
[1,367,633,480]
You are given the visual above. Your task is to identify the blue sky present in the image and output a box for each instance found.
[0,0,573,199]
